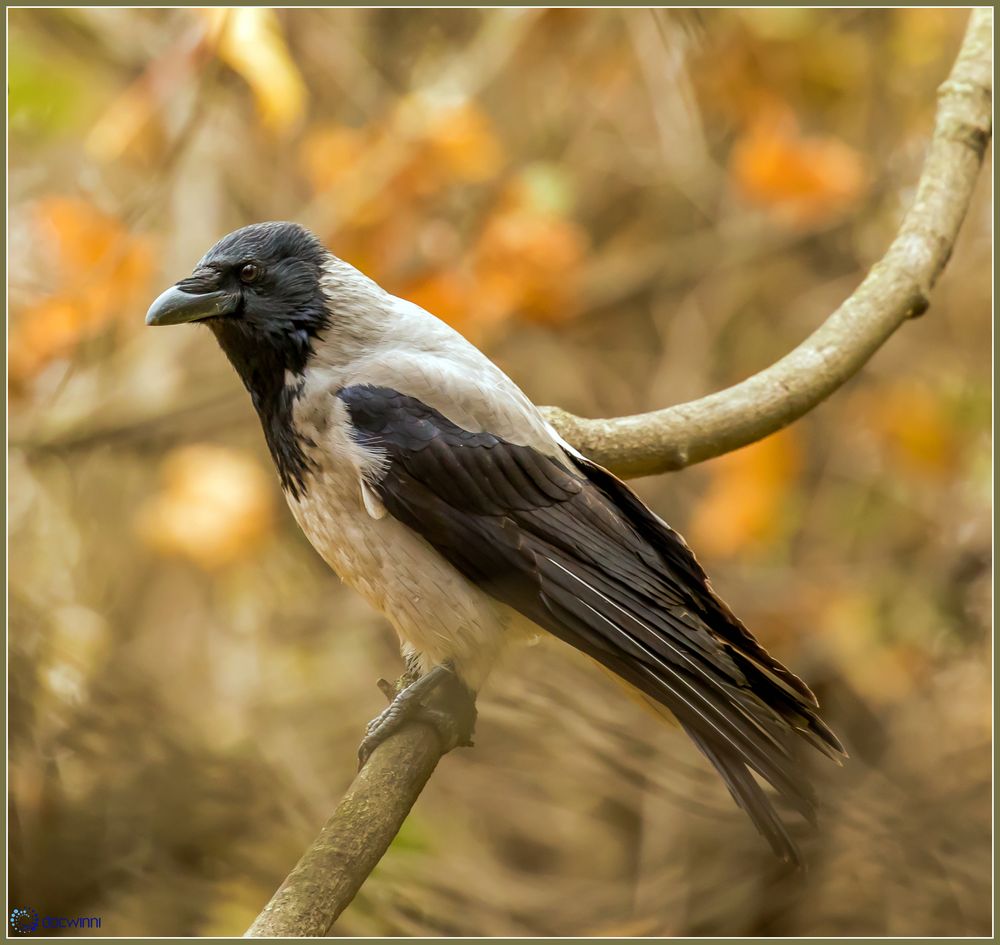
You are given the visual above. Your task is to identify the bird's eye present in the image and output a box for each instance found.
[239,262,261,284]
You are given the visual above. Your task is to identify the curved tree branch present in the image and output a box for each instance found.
[246,11,992,936]
[543,9,992,479]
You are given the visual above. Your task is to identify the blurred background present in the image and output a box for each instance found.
[8,8,991,937]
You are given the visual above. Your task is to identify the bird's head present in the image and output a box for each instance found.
[146,221,332,382]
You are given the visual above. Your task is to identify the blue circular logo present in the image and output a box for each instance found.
[10,907,40,934]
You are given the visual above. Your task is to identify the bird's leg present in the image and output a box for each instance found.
[357,663,477,768]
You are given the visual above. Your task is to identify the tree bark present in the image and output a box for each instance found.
[245,10,992,936]
[245,725,443,937]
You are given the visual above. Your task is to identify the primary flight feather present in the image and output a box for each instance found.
[147,221,844,865]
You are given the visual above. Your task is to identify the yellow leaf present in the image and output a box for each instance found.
[891,8,963,69]
[736,8,817,40]
[201,9,307,134]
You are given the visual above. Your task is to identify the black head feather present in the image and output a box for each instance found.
[194,221,330,381]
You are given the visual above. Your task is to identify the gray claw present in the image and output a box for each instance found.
[357,665,477,768]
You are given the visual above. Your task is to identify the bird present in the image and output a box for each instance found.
[146,220,845,866]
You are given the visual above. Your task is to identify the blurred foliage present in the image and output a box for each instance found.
[8,7,990,937]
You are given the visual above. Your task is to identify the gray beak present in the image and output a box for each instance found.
[145,285,237,326]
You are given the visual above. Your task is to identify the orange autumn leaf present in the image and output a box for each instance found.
[473,208,588,325]
[135,445,274,570]
[424,100,504,183]
[400,214,588,339]
[297,124,398,230]
[730,105,867,227]
[688,428,802,558]
[399,168,588,334]
[10,197,154,385]
[470,170,588,327]
[39,196,141,275]
[390,95,505,199]
[858,380,959,478]
[10,300,83,379]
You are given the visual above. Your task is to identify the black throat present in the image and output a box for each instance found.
[209,319,319,501]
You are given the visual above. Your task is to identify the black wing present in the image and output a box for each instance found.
[339,384,844,864]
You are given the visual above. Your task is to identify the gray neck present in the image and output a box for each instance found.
[311,257,396,372]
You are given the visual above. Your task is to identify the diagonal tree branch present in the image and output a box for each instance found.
[245,724,444,937]
[245,10,991,937]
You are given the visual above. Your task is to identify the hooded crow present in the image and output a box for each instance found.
[147,221,844,865]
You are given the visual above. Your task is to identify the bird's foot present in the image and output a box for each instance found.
[357,664,477,769]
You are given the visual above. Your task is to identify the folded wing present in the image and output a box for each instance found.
[339,383,845,864]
